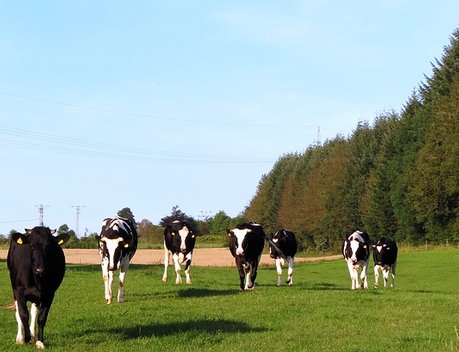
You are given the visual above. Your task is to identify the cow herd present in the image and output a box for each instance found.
[5,219,397,349]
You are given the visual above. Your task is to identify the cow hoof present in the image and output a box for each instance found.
[15,338,25,345]
[36,341,45,349]
[106,298,112,304]
[186,281,192,285]
[162,277,167,283]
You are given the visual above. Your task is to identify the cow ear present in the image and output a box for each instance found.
[55,233,70,246]
[12,232,28,245]
[226,229,232,236]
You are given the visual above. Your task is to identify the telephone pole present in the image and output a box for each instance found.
[35,204,49,226]
[71,205,85,237]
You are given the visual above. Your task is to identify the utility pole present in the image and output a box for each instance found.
[35,204,49,226]
[71,205,85,237]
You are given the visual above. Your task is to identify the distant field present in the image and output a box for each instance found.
[1,248,458,351]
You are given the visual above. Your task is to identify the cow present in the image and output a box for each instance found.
[342,230,371,290]
[227,222,265,290]
[268,229,297,286]
[95,216,138,304]
[7,226,70,349]
[372,237,398,288]
[162,220,196,284]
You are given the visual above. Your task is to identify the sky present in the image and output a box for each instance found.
[0,1,458,236]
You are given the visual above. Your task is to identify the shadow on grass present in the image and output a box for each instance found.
[176,288,237,298]
[302,282,348,291]
[77,319,267,340]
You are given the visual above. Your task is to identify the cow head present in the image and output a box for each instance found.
[227,227,252,257]
[167,220,195,255]
[269,229,288,259]
[343,232,370,265]
[12,227,69,277]
[96,222,133,271]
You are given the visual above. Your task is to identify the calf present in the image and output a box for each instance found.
[268,229,297,286]
[373,237,398,288]
[96,216,138,304]
[227,222,265,290]
[162,220,196,284]
[342,230,370,290]
[7,226,69,349]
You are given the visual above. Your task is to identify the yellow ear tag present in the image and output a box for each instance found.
[124,243,129,248]
[58,239,64,245]
[17,238,23,245]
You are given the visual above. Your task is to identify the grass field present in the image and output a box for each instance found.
[0,248,458,351]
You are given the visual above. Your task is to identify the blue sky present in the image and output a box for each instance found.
[1,1,458,236]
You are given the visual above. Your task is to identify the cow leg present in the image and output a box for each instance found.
[106,270,114,304]
[172,253,182,284]
[162,245,169,283]
[184,252,192,284]
[14,300,30,345]
[101,259,113,304]
[30,303,38,342]
[286,256,294,285]
[244,263,253,290]
[347,262,358,289]
[118,257,130,303]
[247,258,260,290]
[391,263,397,288]
[36,302,53,350]
[374,265,381,288]
[275,258,283,286]
[382,265,390,288]
[360,262,368,289]
[235,258,245,290]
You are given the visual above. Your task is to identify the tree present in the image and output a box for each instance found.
[118,207,135,222]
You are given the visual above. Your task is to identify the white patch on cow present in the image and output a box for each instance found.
[178,226,190,252]
[272,238,279,243]
[14,301,25,345]
[102,237,123,270]
[30,303,38,340]
[232,228,251,255]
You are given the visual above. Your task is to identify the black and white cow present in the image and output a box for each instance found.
[268,229,297,286]
[7,226,69,349]
[227,222,265,290]
[162,220,196,284]
[342,230,371,290]
[372,237,398,288]
[96,216,138,304]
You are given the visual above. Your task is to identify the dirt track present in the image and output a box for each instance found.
[0,248,341,267]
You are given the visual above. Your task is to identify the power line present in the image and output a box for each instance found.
[0,124,274,164]
[0,90,320,128]
[0,218,38,224]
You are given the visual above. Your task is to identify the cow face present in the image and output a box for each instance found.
[12,227,68,277]
[227,228,252,256]
[344,238,368,264]
[96,236,129,271]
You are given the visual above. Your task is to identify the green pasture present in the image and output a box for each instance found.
[0,248,458,351]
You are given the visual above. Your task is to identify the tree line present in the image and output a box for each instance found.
[244,28,459,251]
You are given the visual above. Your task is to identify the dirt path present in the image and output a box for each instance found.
[0,248,341,267]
